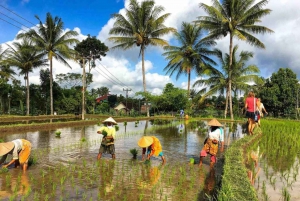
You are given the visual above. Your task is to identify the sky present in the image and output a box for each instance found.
[0,0,299,98]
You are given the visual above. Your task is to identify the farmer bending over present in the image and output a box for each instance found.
[0,139,32,171]
[97,117,117,159]
[199,118,224,169]
[138,136,166,164]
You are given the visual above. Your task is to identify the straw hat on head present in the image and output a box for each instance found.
[0,142,14,156]
[138,136,153,148]
[102,117,117,125]
[207,118,223,127]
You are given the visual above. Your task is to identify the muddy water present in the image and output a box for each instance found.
[0,120,246,201]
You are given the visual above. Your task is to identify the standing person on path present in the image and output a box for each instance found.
[138,136,166,164]
[180,109,184,118]
[199,118,224,169]
[256,98,268,127]
[0,139,31,171]
[245,91,259,135]
[97,117,117,160]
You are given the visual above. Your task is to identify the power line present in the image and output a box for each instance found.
[0,4,35,26]
[0,11,31,29]
[0,17,27,31]
[93,67,124,88]
[99,62,130,88]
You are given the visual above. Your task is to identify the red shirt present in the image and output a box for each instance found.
[245,97,257,112]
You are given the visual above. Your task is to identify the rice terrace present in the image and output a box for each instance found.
[1,0,300,200]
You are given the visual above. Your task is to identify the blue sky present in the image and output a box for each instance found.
[1,0,300,97]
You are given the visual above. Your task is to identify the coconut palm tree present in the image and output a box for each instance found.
[196,0,273,120]
[108,0,175,117]
[194,45,260,117]
[163,22,217,97]
[0,45,16,84]
[5,39,48,115]
[17,12,79,115]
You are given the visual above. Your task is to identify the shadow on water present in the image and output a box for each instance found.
[0,119,246,200]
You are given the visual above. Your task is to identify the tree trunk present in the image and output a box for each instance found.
[141,46,149,117]
[187,69,191,98]
[82,58,86,120]
[224,86,229,118]
[26,72,30,116]
[229,35,234,120]
[50,57,54,115]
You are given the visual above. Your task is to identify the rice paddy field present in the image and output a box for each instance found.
[0,119,246,201]
[246,120,300,201]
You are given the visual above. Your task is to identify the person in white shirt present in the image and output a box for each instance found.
[199,118,224,169]
[257,98,268,126]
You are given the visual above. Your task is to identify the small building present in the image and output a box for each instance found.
[114,102,129,114]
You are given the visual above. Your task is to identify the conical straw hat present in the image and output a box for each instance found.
[102,117,117,125]
[137,136,153,148]
[207,118,223,127]
[0,142,14,156]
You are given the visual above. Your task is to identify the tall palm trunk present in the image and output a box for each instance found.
[187,69,191,98]
[50,56,53,115]
[26,72,30,116]
[141,46,149,117]
[228,35,234,120]
[224,86,229,118]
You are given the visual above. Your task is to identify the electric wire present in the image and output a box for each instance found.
[0,4,36,26]
[95,65,135,95]
[0,11,31,29]
[99,62,130,88]
[93,67,124,89]
[0,17,27,31]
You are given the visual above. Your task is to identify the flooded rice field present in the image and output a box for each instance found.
[247,120,300,201]
[0,119,246,201]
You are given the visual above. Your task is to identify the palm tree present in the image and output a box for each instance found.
[5,39,48,115]
[17,12,79,115]
[196,0,273,120]
[0,45,16,84]
[163,22,217,97]
[108,0,175,117]
[194,45,260,117]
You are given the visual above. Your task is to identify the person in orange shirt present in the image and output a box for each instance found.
[137,136,166,164]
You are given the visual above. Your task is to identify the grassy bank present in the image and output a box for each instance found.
[217,126,262,201]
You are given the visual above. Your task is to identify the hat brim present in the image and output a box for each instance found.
[207,118,223,127]
[102,117,117,125]
[138,136,153,148]
[0,142,14,156]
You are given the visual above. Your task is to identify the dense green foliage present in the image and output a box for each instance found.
[258,68,298,117]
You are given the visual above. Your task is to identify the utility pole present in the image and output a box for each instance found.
[123,88,132,115]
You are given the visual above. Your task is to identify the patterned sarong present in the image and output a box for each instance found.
[202,138,219,156]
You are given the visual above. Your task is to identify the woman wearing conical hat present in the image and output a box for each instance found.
[97,117,118,160]
[138,136,166,164]
[199,118,224,169]
[0,139,31,171]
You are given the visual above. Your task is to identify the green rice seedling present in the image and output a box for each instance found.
[0,167,9,174]
[55,130,61,137]
[130,148,138,159]
[123,121,127,126]
[282,186,291,201]
[81,137,87,142]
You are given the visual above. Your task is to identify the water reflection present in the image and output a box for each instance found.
[0,171,30,198]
